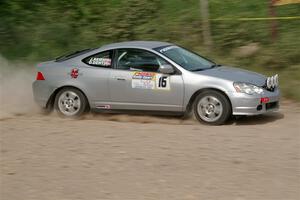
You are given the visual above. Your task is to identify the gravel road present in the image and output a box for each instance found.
[1,102,299,200]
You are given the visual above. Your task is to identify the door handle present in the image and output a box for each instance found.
[113,76,127,81]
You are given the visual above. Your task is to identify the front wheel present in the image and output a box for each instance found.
[193,90,231,125]
[54,87,88,118]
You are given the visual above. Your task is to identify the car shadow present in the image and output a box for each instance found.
[228,112,284,126]
[85,109,284,126]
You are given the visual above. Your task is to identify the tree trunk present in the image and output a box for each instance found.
[200,0,213,51]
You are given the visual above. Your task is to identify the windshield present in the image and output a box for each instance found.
[154,45,215,71]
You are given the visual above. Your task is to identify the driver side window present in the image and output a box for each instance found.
[116,49,169,72]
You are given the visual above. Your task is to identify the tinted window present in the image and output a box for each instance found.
[116,49,168,72]
[83,51,113,68]
[154,46,215,71]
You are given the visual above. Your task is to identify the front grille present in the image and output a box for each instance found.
[266,101,279,110]
[263,85,277,92]
[263,85,276,92]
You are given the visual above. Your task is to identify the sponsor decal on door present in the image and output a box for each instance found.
[131,72,170,90]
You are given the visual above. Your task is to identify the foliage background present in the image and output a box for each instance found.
[0,0,299,100]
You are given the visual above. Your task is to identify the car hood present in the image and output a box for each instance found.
[196,66,266,86]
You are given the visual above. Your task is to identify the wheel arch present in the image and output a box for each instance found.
[186,88,233,113]
[46,85,90,110]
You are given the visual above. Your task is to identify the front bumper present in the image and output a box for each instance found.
[228,88,280,115]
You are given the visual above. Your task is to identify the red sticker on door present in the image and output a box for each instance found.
[70,68,79,79]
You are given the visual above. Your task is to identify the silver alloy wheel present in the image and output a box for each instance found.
[58,91,81,116]
[197,96,223,122]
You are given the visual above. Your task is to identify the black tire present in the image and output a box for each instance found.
[193,90,231,125]
[54,87,88,118]
[40,98,55,115]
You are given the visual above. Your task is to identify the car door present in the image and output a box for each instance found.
[108,48,184,112]
[80,50,113,108]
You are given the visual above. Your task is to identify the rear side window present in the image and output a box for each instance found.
[83,51,113,68]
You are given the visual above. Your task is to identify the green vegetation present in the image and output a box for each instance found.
[0,0,299,100]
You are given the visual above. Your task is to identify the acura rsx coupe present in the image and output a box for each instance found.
[32,41,280,125]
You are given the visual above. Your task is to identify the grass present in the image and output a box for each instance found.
[0,0,299,100]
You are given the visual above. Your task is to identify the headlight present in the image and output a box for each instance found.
[233,82,264,95]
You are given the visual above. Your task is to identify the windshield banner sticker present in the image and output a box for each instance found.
[131,72,170,90]
[159,46,178,53]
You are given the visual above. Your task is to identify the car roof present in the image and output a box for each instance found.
[100,41,173,50]
[58,41,174,62]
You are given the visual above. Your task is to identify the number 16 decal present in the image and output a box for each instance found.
[156,74,170,90]
[158,77,167,87]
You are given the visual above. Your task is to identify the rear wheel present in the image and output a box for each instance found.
[193,90,231,125]
[54,87,88,117]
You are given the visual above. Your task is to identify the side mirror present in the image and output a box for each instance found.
[159,64,175,74]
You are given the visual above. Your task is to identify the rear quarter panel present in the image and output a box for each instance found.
[33,59,110,108]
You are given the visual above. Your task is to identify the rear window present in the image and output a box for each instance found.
[55,48,96,62]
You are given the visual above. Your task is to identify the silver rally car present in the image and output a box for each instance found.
[32,41,280,125]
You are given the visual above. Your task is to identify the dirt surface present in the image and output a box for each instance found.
[0,57,300,200]
[0,103,299,200]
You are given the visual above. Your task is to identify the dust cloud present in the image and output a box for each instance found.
[0,55,38,119]
[0,55,192,124]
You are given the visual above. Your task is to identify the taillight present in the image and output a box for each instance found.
[36,72,45,80]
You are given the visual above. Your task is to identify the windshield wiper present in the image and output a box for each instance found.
[210,64,221,68]
[190,68,206,72]
[190,64,222,72]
